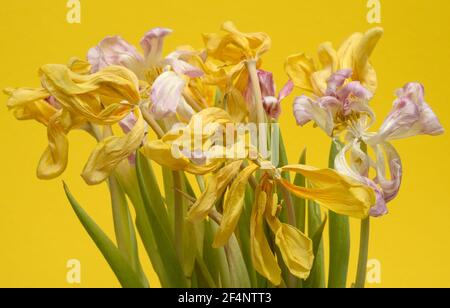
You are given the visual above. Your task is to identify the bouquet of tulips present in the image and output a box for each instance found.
[4,22,443,288]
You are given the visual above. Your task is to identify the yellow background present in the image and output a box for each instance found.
[1,0,449,288]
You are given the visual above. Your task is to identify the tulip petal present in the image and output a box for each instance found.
[151,71,186,119]
[280,165,375,219]
[373,142,402,203]
[140,27,173,66]
[250,189,281,286]
[37,110,69,179]
[82,109,146,185]
[187,160,243,222]
[213,163,259,247]
[88,36,144,76]
[285,53,316,92]
[165,50,204,78]
[373,83,444,142]
[39,64,140,125]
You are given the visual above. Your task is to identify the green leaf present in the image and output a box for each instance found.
[136,154,188,288]
[204,220,231,287]
[114,165,171,287]
[136,153,171,236]
[108,175,148,287]
[293,148,307,233]
[304,199,326,288]
[327,140,350,288]
[63,183,146,288]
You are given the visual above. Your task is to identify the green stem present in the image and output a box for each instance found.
[355,217,370,288]
[328,140,350,288]
[173,171,184,263]
[108,176,139,271]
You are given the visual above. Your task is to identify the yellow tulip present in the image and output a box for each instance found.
[5,62,146,184]
[39,64,140,125]
[286,28,383,95]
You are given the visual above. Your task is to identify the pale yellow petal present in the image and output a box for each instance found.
[213,163,259,247]
[250,188,281,286]
[4,87,56,125]
[285,53,316,92]
[39,64,140,124]
[353,27,383,93]
[37,110,69,179]
[187,160,243,222]
[274,224,314,280]
[310,42,338,95]
[82,109,145,185]
[280,165,375,219]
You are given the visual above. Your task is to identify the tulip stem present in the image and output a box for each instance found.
[140,105,165,139]
[355,217,370,288]
[246,60,266,125]
[172,171,184,263]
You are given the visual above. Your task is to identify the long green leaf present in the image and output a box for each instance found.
[304,199,326,288]
[114,165,171,287]
[108,176,148,287]
[293,148,307,233]
[328,140,350,288]
[136,153,171,236]
[136,154,188,288]
[63,183,146,288]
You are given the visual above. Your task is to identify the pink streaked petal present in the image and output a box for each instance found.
[140,27,173,64]
[119,112,138,134]
[87,36,144,73]
[293,95,314,126]
[166,51,204,78]
[367,179,388,217]
[396,82,425,105]
[374,143,402,203]
[326,69,353,96]
[337,81,373,103]
[256,70,276,98]
[278,80,294,102]
[262,96,281,120]
[151,71,185,119]
[373,83,443,142]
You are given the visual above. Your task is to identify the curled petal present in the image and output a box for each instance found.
[4,87,56,125]
[373,83,444,142]
[280,165,376,219]
[82,109,146,185]
[250,189,281,286]
[326,69,353,96]
[37,111,69,179]
[165,50,204,78]
[140,27,173,65]
[213,163,259,247]
[151,71,186,119]
[39,64,140,125]
[293,95,335,136]
[87,36,144,75]
[373,143,402,203]
[337,81,373,104]
[335,142,386,217]
[187,160,243,222]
